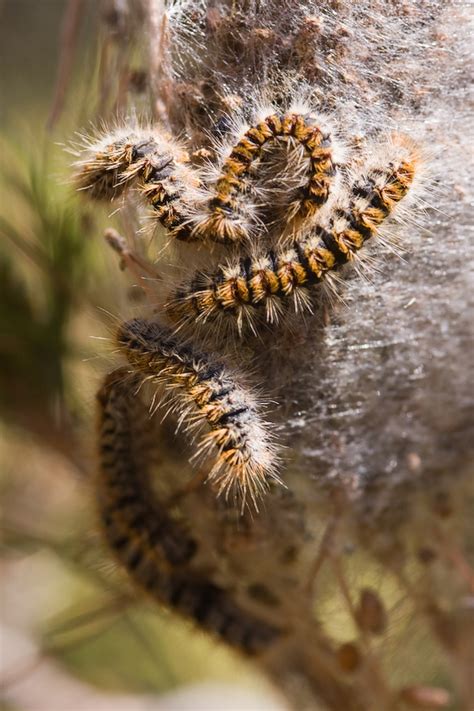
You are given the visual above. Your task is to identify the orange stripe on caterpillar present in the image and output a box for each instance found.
[168,157,416,330]
[194,112,336,243]
[115,320,281,508]
[96,369,282,654]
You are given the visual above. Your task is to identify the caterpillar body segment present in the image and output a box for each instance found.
[124,139,194,239]
[116,319,281,507]
[194,112,336,243]
[74,135,135,201]
[74,129,198,241]
[156,574,282,654]
[169,156,416,330]
[97,370,282,654]
[97,368,198,570]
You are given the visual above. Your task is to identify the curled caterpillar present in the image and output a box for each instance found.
[97,369,282,654]
[194,111,336,243]
[74,112,335,245]
[168,153,416,331]
[74,127,198,240]
[116,318,281,507]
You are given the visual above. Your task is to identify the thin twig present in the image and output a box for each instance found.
[47,0,85,130]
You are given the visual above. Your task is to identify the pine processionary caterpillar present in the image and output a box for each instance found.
[168,155,416,331]
[97,369,198,569]
[97,369,282,654]
[194,112,336,243]
[74,128,198,240]
[115,319,281,507]
[74,112,335,245]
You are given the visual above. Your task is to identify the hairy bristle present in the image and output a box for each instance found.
[115,318,281,508]
[73,127,200,240]
[168,148,417,333]
[192,111,336,243]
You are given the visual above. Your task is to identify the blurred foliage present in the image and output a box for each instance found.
[0,2,266,706]
[0,155,92,423]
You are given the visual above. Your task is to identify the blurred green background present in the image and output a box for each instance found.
[0,3,272,708]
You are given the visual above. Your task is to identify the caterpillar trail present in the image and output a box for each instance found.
[97,370,282,654]
[115,319,281,508]
[74,128,199,240]
[168,151,416,332]
[194,111,336,243]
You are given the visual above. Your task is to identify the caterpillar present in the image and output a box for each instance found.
[74,127,198,240]
[115,318,281,508]
[97,369,282,654]
[168,153,416,331]
[97,368,198,569]
[193,111,336,243]
[74,112,335,245]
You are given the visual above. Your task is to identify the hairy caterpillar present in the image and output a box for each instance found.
[74,127,198,240]
[97,369,282,654]
[168,152,416,331]
[74,111,335,245]
[116,318,281,507]
[194,111,336,243]
[97,368,197,568]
